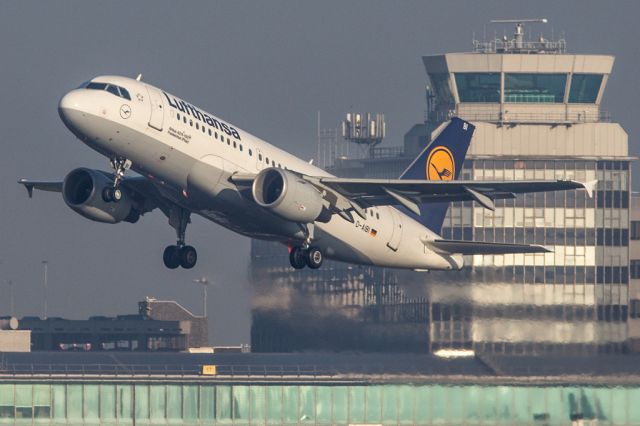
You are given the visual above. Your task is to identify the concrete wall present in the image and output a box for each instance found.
[0,330,31,352]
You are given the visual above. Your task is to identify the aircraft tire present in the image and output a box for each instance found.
[180,245,198,269]
[163,245,181,269]
[289,247,306,269]
[305,246,323,269]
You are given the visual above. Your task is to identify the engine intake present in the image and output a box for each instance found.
[252,168,326,223]
[62,168,137,224]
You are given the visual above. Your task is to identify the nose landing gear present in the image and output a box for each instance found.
[163,207,198,269]
[102,157,131,203]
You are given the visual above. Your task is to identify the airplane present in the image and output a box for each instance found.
[19,75,594,271]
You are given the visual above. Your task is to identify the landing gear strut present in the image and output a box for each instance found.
[163,207,198,269]
[102,157,131,203]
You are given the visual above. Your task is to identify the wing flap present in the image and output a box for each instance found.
[425,239,551,255]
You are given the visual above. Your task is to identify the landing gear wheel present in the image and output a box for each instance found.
[163,245,180,269]
[180,245,198,269]
[289,247,306,269]
[102,187,122,203]
[305,246,323,269]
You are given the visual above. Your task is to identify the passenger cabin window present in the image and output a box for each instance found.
[249,149,253,156]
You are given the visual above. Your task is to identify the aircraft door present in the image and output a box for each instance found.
[146,86,164,131]
[386,207,403,251]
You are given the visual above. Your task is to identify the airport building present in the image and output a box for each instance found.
[14,299,208,352]
[250,22,633,354]
[1,351,640,425]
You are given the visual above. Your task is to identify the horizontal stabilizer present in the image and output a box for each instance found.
[424,239,551,255]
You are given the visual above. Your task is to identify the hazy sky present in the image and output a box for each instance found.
[1,1,639,345]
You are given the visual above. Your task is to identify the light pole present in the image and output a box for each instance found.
[42,260,48,319]
[193,276,210,317]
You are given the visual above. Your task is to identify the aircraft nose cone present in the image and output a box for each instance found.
[58,90,86,129]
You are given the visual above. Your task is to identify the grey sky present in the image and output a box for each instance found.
[0,1,638,345]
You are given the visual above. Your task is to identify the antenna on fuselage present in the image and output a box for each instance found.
[136,73,143,81]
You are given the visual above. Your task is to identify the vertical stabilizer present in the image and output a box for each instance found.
[399,118,475,233]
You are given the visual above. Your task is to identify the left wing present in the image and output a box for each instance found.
[424,239,550,255]
[316,177,596,214]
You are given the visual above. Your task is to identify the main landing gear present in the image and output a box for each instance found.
[102,157,131,203]
[289,246,323,270]
[163,208,198,270]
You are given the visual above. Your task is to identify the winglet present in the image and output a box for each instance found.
[136,73,143,81]
[581,179,598,198]
[18,179,34,198]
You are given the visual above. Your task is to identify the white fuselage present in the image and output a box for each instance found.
[58,75,463,270]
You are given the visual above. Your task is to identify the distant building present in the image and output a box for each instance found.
[250,22,634,355]
[628,194,640,350]
[18,299,208,351]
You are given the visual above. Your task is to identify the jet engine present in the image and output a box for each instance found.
[252,168,327,223]
[62,168,139,224]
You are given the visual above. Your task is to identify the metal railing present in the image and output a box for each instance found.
[473,38,567,54]
[427,109,611,124]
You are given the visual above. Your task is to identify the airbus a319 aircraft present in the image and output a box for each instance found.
[20,75,594,271]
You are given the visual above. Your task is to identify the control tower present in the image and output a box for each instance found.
[420,20,632,354]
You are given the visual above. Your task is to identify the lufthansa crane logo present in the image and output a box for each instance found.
[426,146,455,180]
[120,104,131,119]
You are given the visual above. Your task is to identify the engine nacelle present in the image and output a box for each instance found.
[252,168,326,223]
[62,168,137,224]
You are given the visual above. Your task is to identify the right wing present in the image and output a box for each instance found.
[17,179,62,198]
[18,174,163,216]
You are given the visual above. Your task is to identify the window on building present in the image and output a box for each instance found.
[504,73,566,103]
[631,299,640,318]
[631,260,640,279]
[569,74,603,103]
[454,73,500,103]
[632,221,640,240]
[428,73,455,105]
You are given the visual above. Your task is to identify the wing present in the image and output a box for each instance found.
[425,239,550,255]
[17,179,62,197]
[18,175,162,215]
[317,177,596,214]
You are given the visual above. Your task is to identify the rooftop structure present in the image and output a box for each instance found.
[15,299,208,352]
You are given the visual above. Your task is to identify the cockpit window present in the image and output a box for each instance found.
[84,81,131,101]
[119,87,131,100]
[86,82,107,90]
[106,85,120,97]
